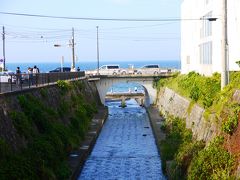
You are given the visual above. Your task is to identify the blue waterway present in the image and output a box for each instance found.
[79,99,165,179]
[5,60,180,73]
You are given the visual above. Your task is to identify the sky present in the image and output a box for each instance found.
[0,0,181,63]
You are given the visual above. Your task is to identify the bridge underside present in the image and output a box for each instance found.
[93,76,158,107]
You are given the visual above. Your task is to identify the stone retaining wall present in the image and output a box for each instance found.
[156,87,220,142]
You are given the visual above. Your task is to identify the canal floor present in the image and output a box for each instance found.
[78,99,165,180]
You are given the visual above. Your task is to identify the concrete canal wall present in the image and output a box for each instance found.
[0,79,106,179]
[0,79,101,150]
[156,87,220,142]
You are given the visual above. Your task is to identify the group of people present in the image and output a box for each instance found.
[15,65,40,85]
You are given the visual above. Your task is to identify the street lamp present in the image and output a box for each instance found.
[221,0,228,89]
[53,28,76,71]
[200,5,227,89]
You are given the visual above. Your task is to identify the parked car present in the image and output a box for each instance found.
[134,64,160,75]
[49,67,71,73]
[0,71,15,83]
[86,64,121,75]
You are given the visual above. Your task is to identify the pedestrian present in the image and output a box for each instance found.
[33,65,39,74]
[15,67,21,85]
[32,65,39,85]
[77,67,80,71]
[28,67,33,85]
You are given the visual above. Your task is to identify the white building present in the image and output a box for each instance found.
[181,0,240,76]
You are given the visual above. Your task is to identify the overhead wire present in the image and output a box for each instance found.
[0,11,201,22]
[0,12,181,44]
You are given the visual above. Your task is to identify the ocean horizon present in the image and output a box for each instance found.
[4,60,181,73]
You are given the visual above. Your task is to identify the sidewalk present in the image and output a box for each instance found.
[68,106,108,180]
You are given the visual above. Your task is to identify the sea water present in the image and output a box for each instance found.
[5,60,180,73]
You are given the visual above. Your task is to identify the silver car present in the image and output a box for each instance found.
[134,64,160,75]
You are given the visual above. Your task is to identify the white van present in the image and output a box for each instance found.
[86,64,120,75]
[134,64,160,75]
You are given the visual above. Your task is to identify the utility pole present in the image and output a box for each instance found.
[71,27,75,71]
[2,26,6,71]
[221,0,228,89]
[96,26,100,75]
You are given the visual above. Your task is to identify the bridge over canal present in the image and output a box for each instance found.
[89,74,171,107]
[106,92,145,106]
[0,72,172,107]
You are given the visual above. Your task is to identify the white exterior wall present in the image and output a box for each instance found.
[181,0,240,75]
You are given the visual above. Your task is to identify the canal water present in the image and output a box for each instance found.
[78,99,165,180]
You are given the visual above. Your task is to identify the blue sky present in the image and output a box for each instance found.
[0,0,181,63]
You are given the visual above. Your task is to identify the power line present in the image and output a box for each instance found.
[0,11,206,22]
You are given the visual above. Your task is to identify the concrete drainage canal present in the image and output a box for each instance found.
[78,99,165,179]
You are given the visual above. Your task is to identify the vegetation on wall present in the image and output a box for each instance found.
[156,71,221,108]
[157,71,240,178]
[221,103,240,135]
[0,81,97,180]
[160,116,235,179]
[188,137,235,180]
[159,116,205,179]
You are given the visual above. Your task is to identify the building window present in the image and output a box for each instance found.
[200,41,212,64]
[201,11,212,38]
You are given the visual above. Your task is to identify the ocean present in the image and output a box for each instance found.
[5,60,180,73]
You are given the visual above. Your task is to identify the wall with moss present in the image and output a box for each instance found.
[0,80,100,179]
[156,72,240,178]
[157,87,220,142]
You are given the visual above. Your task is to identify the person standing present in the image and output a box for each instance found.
[28,67,33,85]
[33,65,39,74]
[32,65,39,85]
[15,67,21,86]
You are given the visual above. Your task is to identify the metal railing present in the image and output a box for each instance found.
[0,71,85,93]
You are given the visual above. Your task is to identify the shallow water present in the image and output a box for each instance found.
[78,99,165,180]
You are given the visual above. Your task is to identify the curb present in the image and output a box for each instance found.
[146,105,166,156]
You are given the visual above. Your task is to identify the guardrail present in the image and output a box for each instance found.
[85,68,179,77]
[0,71,85,93]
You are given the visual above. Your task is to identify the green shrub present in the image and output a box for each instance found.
[83,103,97,117]
[188,137,235,180]
[40,88,48,98]
[175,141,205,177]
[160,122,167,131]
[189,84,200,102]
[222,103,240,135]
[0,153,37,180]
[0,138,10,161]
[55,161,71,180]
[9,111,34,139]
[222,115,238,135]
[158,71,221,108]
[57,80,71,91]
[1,84,96,179]
[160,116,192,173]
